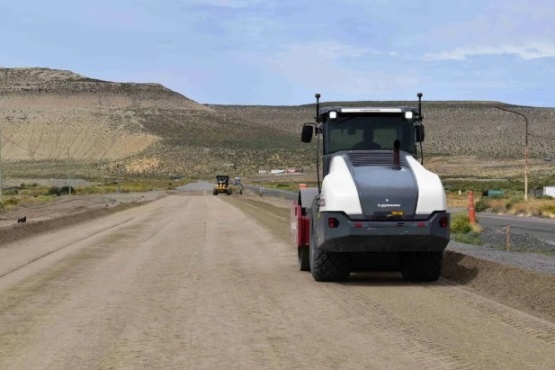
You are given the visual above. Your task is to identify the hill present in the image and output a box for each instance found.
[0,68,309,179]
[1,67,555,183]
[209,100,555,181]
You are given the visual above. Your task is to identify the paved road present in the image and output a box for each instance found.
[478,213,555,244]
[176,181,214,191]
[243,184,297,200]
[0,195,554,369]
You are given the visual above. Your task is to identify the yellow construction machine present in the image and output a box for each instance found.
[213,175,232,195]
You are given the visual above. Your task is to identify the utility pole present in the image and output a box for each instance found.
[117,163,121,193]
[495,106,529,201]
[0,127,2,199]
[67,147,71,195]
[101,163,105,194]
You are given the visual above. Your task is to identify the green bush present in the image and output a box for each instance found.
[451,212,472,234]
[59,186,75,195]
[3,189,19,196]
[475,198,490,212]
[505,199,514,209]
[47,186,75,196]
[48,186,60,196]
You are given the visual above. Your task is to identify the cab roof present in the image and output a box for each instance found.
[319,106,418,117]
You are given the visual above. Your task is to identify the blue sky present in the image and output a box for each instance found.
[1,0,554,107]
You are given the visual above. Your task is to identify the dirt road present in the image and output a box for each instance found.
[1,194,554,369]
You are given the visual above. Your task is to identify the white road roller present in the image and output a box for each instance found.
[291,93,450,282]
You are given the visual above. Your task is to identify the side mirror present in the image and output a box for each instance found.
[415,124,425,142]
[301,124,314,143]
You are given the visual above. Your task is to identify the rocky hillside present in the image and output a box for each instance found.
[0,68,309,178]
[1,67,555,181]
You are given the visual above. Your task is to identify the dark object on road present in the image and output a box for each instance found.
[213,175,232,196]
[17,216,27,223]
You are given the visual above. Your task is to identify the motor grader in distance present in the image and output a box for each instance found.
[291,93,450,282]
[213,175,232,196]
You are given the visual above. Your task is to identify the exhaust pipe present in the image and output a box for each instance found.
[392,139,401,170]
[315,93,321,123]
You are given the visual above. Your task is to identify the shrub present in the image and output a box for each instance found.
[451,212,472,234]
[48,186,61,196]
[59,186,75,195]
[505,198,514,209]
[3,189,19,196]
[475,198,490,212]
[47,186,74,196]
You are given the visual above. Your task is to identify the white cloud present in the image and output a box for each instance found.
[424,42,555,61]
[268,42,420,97]
[279,41,381,61]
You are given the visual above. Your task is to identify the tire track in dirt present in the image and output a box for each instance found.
[0,217,134,279]
[227,195,555,322]
[224,195,555,369]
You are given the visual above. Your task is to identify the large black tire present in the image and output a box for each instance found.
[226,188,232,195]
[213,189,218,196]
[401,252,443,282]
[309,225,350,282]
[298,246,310,271]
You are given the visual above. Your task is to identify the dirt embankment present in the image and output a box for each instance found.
[0,191,168,246]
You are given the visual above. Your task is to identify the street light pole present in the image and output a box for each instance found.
[0,127,3,200]
[494,106,529,201]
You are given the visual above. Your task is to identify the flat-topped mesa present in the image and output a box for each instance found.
[0,67,209,111]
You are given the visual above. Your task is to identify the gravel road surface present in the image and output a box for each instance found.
[1,194,554,369]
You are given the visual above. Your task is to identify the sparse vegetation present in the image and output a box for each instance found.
[2,67,555,183]
[0,177,191,212]
[450,212,484,245]
[451,212,473,234]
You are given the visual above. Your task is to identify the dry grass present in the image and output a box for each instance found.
[0,177,189,211]
[446,194,470,208]
[469,195,555,218]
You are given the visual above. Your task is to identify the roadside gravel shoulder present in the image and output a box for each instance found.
[447,241,555,276]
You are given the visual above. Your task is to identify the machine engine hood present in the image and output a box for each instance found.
[346,151,418,219]
[319,151,447,218]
